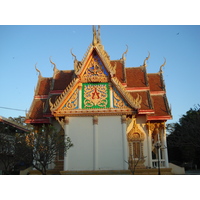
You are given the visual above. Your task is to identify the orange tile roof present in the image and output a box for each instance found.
[28,99,46,119]
[53,70,74,90]
[26,60,171,123]
[126,67,147,87]
[37,77,52,95]
[110,60,125,83]
[148,73,163,91]
[151,95,170,116]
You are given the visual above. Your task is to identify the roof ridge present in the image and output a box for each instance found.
[111,77,142,109]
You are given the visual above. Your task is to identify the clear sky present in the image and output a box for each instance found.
[0,25,200,124]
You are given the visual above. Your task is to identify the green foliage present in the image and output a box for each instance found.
[167,105,200,168]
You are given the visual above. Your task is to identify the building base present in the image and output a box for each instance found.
[60,168,172,175]
[29,168,172,175]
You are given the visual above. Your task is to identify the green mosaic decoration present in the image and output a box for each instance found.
[82,83,110,109]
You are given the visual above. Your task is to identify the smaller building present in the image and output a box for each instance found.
[0,116,30,174]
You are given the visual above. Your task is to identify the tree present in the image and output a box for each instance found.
[26,125,73,175]
[0,132,32,174]
[167,105,200,168]
[126,155,146,175]
[0,119,31,174]
[0,133,15,173]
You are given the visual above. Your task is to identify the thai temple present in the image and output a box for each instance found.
[25,26,172,175]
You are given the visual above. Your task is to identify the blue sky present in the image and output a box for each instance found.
[0,25,200,124]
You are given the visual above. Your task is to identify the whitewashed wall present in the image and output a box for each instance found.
[66,116,125,171]
[68,117,93,170]
[98,116,124,170]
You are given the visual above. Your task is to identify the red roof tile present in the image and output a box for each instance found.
[126,67,146,87]
[148,73,163,91]
[151,95,170,116]
[28,99,46,119]
[110,60,125,82]
[38,78,52,95]
[53,70,74,90]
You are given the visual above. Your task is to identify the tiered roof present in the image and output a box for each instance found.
[25,26,172,124]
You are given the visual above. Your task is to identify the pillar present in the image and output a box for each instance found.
[162,125,169,167]
[93,116,98,170]
[63,116,69,171]
[147,122,153,168]
[121,115,128,169]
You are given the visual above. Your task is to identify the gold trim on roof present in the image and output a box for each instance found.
[111,77,142,109]
[50,78,79,111]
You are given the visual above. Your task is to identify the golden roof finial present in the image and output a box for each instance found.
[143,51,150,67]
[92,25,101,45]
[121,45,128,61]
[35,63,42,77]
[49,56,57,72]
[92,25,97,45]
[97,25,101,43]
[70,48,77,61]
[159,57,166,73]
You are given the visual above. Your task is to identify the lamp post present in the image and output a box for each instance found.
[154,141,162,175]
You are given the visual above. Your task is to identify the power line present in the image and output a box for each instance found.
[0,106,26,112]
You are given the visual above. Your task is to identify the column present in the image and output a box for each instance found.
[63,116,69,171]
[162,125,169,168]
[147,122,153,168]
[122,115,128,170]
[93,116,98,170]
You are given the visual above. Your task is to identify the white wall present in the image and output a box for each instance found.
[98,116,124,170]
[66,116,125,171]
[68,117,93,170]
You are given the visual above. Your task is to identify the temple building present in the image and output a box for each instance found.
[25,26,172,174]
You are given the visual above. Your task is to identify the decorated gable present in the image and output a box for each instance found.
[81,51,109,83]
[112,86,132,109]
[50,44,139,116]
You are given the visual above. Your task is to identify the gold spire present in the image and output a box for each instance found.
[92,25,101,45]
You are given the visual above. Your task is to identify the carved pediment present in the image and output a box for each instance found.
[81,52,109,83]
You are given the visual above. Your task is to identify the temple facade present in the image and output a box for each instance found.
[25,26,172,174]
